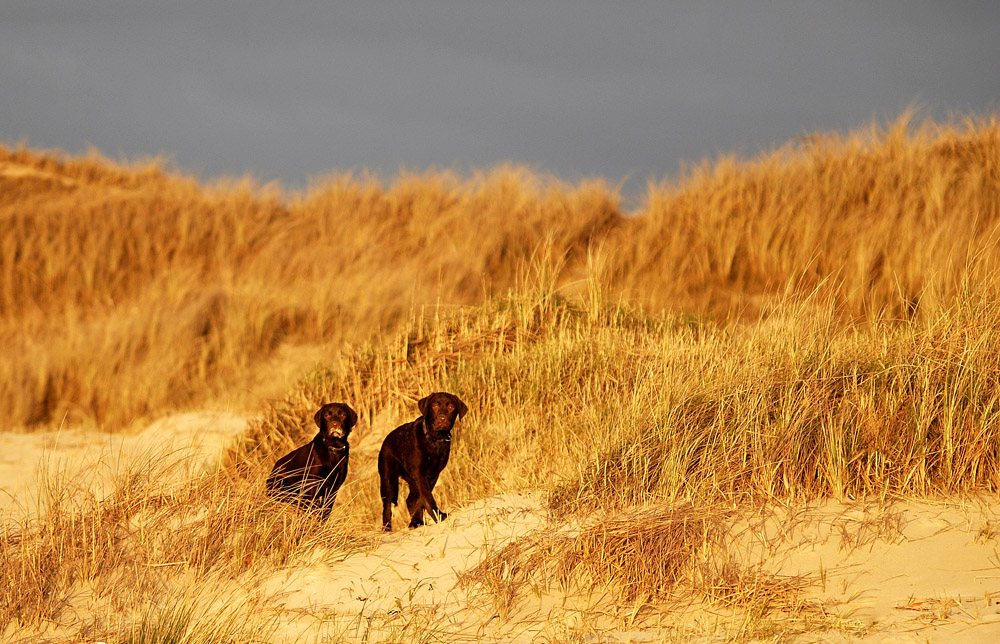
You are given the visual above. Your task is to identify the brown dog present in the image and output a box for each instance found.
[378,392,468,531]
[265,402,357,519]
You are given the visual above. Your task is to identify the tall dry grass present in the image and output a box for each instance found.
[4,111,1000,640]
[614,111,1000,319]
[5,112,999,431]
[11,271,996,639]
[1,148,619,429]
[236,269,1000,515]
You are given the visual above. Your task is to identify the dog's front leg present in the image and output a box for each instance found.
[409,476,444,529]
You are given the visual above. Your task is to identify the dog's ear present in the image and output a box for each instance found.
[314,405,327,432]
[451,394,468,419]
[417,394,432,417]
[342,403,358,430]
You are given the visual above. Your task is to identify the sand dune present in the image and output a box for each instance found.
[3,413,1000,642]
[736,500,1000,643]
[262,493,550,641]
[0,411,247,521]
[247,497,1000,642]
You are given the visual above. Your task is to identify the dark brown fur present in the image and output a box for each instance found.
[266,402,357,519]
[378,392,468,531]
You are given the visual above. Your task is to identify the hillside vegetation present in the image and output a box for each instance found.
[3,112,999,431]
[3,112,1000,640]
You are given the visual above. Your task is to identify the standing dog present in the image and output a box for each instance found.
[378,392,467,531]
[265,402,357,519]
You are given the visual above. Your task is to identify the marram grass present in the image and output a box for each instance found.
[3,111,1000,430]
[4,111,1000,640]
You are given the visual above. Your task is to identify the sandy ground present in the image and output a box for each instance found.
[254,495,1000,643]
[737,499,1000,643]
[262,493,553,642]
[4,414,1000,642]
[0,411,247,522]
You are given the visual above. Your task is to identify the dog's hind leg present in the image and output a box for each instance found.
[378,453,399,531]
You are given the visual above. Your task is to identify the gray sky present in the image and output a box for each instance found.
[2,2,998,200]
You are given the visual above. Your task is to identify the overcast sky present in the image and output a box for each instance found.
[2,2,998,199]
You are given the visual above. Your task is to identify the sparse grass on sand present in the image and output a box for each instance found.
[3,111,1000,641]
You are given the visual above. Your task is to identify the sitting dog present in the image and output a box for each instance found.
[265,402,357,518]
[378,392,468,531]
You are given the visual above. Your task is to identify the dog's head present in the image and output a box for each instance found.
[314,402,358,451]
[418,392,468,444]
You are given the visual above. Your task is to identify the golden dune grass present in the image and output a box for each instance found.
[8,278,1000,640]
[4,111,1000,641]
[3,112,1000,431]
[613,113,1000,320]
[1,151,619,429]
[237,270,1000,514]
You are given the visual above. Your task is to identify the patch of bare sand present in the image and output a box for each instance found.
[0,410,247,521]
[716,499,1000,643]
[253,497,1000,643]
[261,493,556,642]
